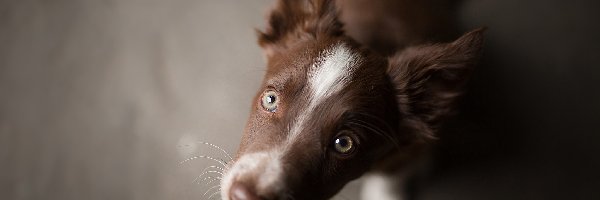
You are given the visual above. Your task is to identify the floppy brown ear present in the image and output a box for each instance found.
[258,0,343,58]
[387,28,486,138]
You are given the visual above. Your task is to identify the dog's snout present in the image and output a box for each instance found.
[230,183,259,200]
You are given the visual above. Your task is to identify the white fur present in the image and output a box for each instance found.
[361,173,403,200]
[288,43,361,144]
[309,43,358,103]
[220,151,283,200]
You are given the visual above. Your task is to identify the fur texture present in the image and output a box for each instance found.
[220,0,484,199]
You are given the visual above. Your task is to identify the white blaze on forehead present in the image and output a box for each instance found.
[289,43,362,142]
[309,43,360,102]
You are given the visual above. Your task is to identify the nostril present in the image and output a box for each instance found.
[230,183,259,200]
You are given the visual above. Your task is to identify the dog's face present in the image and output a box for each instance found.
[220,1,484,200]
[223,37,402,200]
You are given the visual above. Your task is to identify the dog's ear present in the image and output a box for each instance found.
[258,0,343,58]
[387,28,485,138]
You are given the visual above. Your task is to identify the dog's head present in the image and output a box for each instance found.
[221,0,484,199]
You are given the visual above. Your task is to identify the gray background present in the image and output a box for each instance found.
[1,0,599,200]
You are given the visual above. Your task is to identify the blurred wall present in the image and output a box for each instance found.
[0,1,270,199]
[1,0,599,200]
[422,0,600,199]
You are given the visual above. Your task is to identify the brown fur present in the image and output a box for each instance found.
[338,0,462,55]
[224,0,484,199]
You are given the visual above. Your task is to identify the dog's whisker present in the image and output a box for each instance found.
[351,113,400,145]
[179,155,227,167]
[201,165,225,173]
[350,119,391,139]
[194,141,234,162]
[353,112,396,135]
[207,190,221,200]
[204,177,221,185]
[192,170,223,184]
[199,176,222,186]
[196,176,215,185]
[192,175,201,184]
[201,175,222,182]
[195,165,224,183]
[203,185,221,197]
[199,170,224,177]
[193,170,223,184]
[347,120,400,147]
[359,113,396,132]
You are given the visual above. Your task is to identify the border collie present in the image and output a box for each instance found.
[219,0,484,199]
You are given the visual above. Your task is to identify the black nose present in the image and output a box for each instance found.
[230,183,259,200]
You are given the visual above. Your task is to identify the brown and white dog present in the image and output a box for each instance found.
[220,0,484,199]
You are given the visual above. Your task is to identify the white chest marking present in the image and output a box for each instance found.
[361,173,404,200]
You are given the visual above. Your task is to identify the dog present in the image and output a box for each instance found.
[220,0,484,199]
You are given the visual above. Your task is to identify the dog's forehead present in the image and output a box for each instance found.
[258,40,392,145]
[308,42,361,99]
[266,41,364,88]
[277,42,364,144]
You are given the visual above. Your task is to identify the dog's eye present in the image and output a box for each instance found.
[333,135,354,154]
[261,90,279,112]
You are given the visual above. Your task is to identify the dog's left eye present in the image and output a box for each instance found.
[261,90,279,112]
[333,135,354,154]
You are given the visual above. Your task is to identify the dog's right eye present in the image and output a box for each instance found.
[333,135,355,154]
[261,90,279,112]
